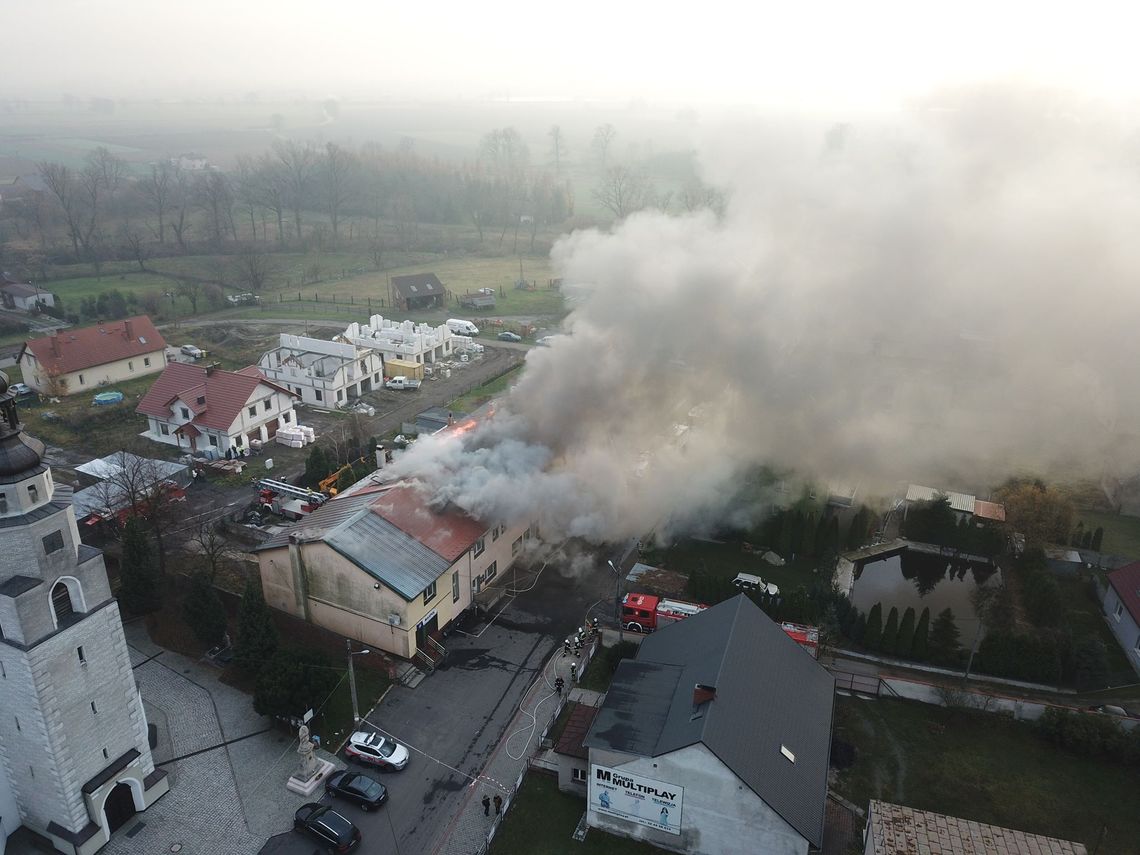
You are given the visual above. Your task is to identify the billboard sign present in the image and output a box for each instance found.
[589,764,683,835]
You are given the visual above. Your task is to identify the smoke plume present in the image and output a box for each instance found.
[392,84,1140,543]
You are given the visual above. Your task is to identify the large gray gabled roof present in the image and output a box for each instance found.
[254,486,449,601]
[584,595,834,849]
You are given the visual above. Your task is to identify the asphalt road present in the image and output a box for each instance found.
[260,548,621,855]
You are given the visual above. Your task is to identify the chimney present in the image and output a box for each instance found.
[693,684,717,707]
[123,318,133,339]
[375,445,386,470]
[50,330,61,358]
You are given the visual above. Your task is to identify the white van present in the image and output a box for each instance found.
[446,319,480,336]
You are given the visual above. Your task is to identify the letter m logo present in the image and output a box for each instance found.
[596,769,612,782]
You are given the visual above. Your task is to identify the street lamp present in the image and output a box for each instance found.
[608,560,624,642]
[346,641,371,725]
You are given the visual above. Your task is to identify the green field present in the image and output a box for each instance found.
[489,772,669,855]
[1077,510,1140,558]
[645,537,825,595]
[448,365,525,414]
[833,696,1140,854]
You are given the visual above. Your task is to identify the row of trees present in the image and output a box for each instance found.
[753,504,878,564]
[848,602,962,666]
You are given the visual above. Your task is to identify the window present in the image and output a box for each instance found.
[234,434,243,447]
[196,395,206,405]
[473,537,486,558]
[491,525,500,542]
[485,561,497,582]
[78,374,84,385]
[77,646,86,665]
[248,406,257,418]
[90,701,98,715]
[315,390,323,402]
[0,493,6,513]
[14,717,19,732]
[512,537,522,557]
[27,484,38,503]
[42,530,64,554]
[159,423,169,436]
[572,768,588,782]
[263,398,272,413]
[452,571,460,603]
[181,407,190,419]
[423,581,437,605]
[144,357,151,367]
[282,411,291,423]
[208,435,218,447]
[102,748,109,760]
[51,581,76,625]
[1116,602,1125,621]
[128,361,134,371]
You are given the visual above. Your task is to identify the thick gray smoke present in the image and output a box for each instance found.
[392,85,1140,543]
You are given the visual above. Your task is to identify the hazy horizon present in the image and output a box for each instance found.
[6,1,1140,111]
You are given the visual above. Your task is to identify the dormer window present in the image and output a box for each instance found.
[27,484,38,503]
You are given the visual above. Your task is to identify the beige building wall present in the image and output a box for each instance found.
[23,350,166,395]
[256,518,537,660]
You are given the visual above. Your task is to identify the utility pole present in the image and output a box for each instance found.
[609,560,624,642]
[347,640,370,724]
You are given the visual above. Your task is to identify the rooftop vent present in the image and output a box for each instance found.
[781,745,796,764]
[692,684,717,706]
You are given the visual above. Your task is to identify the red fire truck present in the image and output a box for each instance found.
[621,593,706,632]
[621,593,821,658]
[779,622,821,659]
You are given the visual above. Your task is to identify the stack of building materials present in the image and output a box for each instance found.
[275,424,316,448]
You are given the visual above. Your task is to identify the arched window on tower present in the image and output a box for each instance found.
[51,580,79,628]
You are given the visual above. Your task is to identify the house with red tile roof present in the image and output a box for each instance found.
[135,362,298,454]
[253,479,536,663]
[19,316,166,396]
[864,800,1087,854]
[1104,562,1140,676]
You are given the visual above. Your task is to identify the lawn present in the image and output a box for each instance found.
[19,373,160,458]
[645,537,825,596]
[1053,576,1136,682]
[448,365,524,414]
[489,772,670,855]
[833,696,1140,854]
[319,668,389,748]
[1077,509,1140,558]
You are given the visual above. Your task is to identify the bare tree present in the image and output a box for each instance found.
[321,142,357,243]
[92,446,185,574]
[273,140,318,242]
[187,520,240,583]
[234,156,262,240]
[593,166,655,220]
[367,237,384,271]
[169,166,193,252]
[176,278,203,315]
[252,154,288,244]
[479,127,529,187]
[141,162,174,244]
[38,161,97,258]
[233,247,274,293]
[548,125,566,174]
[680,179,726,217]
[196,170,235,246]
[591,123,617,169]
[121,228,148,271]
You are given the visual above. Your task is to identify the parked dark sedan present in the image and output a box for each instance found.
[325,770,388,811]
[294,803,361,852]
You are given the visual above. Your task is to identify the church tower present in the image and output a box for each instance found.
[0,373,168,854]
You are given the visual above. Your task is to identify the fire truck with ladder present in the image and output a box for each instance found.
[621,593,820,658]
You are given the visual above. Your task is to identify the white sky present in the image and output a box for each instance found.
[2,0,1138,108]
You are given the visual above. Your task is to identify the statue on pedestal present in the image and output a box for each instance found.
[296,724,318,781]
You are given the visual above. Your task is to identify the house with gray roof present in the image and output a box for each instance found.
[253,480,534,667]
[583,594,834,855]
